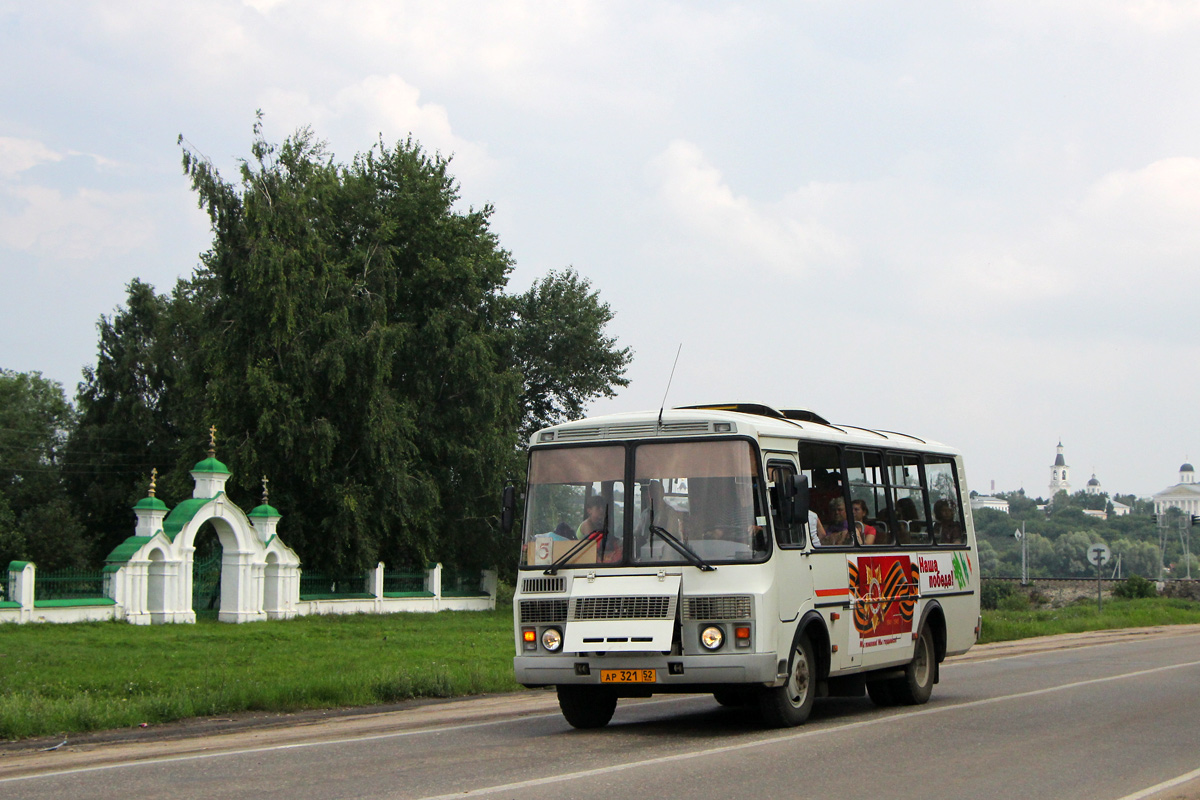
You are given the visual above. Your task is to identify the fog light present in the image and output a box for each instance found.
[541,627,563,652]
[700,625,724,650]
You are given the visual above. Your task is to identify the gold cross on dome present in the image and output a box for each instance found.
[149,467,158,497]
[261,475,270,505]
[208,425,217,458]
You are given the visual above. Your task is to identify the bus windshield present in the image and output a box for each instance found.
[520,439,767,568]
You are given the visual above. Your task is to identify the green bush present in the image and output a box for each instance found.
[980,580,1016,610]
[1113,575,1158,599]
[998,592,1031,611]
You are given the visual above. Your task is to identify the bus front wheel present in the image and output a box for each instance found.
[758,634,816,727]
[557,685,618,729]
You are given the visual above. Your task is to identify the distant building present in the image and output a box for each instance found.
[1153,462,1200,516]
[1049,442,1071,497]
[1086,473,1102,495]
[1082,509,1108,521]
[1110,500,1131,517]
[971,495,1010,514]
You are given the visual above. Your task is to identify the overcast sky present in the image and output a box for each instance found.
[2,1,1198,498]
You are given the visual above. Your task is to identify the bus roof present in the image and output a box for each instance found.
[531,403,957,454]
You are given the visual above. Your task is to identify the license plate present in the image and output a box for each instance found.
[600,669,656,683]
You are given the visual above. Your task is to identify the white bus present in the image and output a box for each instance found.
[508,403,980,729]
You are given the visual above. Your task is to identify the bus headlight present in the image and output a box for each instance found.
[541,628,563,652]
[700,626,724,651]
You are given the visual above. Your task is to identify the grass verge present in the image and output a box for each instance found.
[0,609,520,741]
[979,596,1200,643]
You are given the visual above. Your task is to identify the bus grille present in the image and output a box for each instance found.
[683,595,753,620]
[572,596,674,620]
[519,599,569,623]
[521,577,565,594]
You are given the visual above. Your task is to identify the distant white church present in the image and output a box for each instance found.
[1154,462,1200,516]
[1049,441,1071,497]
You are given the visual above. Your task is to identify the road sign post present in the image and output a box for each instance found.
[1089,543,1111,611]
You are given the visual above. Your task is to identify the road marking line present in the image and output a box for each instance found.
[411,658,1200,800]
[1115,765,1200,800]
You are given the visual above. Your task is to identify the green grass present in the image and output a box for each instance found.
[5,598,1200,741]
[0,609,521,741]
[980,596,1200,643]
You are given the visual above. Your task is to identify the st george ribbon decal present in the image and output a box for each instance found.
[848,555,919,637]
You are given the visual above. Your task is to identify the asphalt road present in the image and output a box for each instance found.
[4,626,1200,800]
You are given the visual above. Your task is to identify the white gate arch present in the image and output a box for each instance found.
[104,452,300,624]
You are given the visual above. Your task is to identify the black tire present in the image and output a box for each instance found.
[893,625,936,705]
[758,634,816,727]
[712,688,755,708]
[866,679,898,707]
[557,685,618,729]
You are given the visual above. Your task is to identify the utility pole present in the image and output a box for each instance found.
[1014,522,1028,585]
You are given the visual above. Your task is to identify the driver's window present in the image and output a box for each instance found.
[768,462,805,548]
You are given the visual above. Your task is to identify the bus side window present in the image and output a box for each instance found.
[926,457,967,545]
[888,453,930,545]
[799,442,844,542]
[769,463,804,547]
[847,449,889,545]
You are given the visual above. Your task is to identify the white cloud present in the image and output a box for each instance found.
[646,140,854,277]
[1078,156,1200,261]
[259,74,498,186]
[0,137,63,178]
[0,185,155,262]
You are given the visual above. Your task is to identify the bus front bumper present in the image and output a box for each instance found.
[514,652,781,688]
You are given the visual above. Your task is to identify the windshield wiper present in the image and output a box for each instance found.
[648,524,716,572]
[544,504,610,575]
[543,534,602,575]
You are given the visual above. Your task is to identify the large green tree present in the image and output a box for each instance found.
[0,370,89,570]
[70,120,631,573]
[179,124,523,571]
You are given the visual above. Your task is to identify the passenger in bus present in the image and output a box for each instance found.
[894,496,922,544]
[577,495,607,539]
[933,500,965,544]
[820,498,852,546]
[807,510,828,548]
[851,499,877,545]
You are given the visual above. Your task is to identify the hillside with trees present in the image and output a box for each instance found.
[975,489,1186,579]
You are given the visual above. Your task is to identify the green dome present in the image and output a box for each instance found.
[192,457,231,474]
[249,504,281,519]
[134,496,169,511]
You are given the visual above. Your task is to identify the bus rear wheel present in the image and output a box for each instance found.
[557,685,618,729]
[758,634,816,728]
[893,625,936,705]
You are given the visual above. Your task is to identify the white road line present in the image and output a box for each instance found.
[412,658,1200,800]
[1116,766,1200,800]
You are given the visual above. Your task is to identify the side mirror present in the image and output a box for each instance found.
[791,475,810,524]
[501,484,516,535]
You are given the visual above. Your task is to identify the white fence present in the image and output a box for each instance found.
[0,560,496,625]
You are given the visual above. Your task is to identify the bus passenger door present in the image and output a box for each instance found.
[766,458,809,623]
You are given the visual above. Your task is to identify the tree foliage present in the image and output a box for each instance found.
[60,120,631,573]
[511,269,632,440]
[0,370,89,570]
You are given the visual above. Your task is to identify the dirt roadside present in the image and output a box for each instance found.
[4,624,1200,787]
